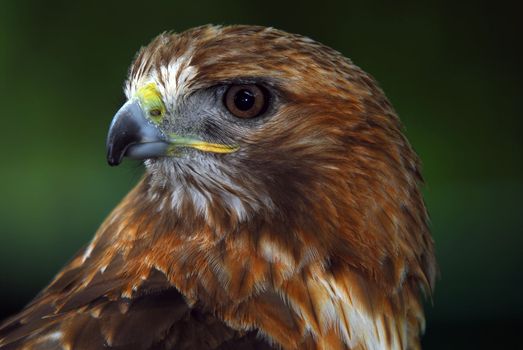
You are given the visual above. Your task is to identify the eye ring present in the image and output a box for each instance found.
[224,84,267,118]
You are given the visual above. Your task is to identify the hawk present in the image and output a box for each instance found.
[0,25,436,350]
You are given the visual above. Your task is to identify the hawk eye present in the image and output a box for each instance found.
[224,84,267,118]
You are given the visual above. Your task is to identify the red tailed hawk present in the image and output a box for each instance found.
[0,25,436,350]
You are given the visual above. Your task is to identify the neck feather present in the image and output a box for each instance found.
[79,176,431,349]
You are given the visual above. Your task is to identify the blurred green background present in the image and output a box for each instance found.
[0,0,521,348]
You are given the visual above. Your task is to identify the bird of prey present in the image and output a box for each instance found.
[0,25,436,350]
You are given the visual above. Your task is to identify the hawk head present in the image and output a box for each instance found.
[104,26,436,348]
[107,26,433,246]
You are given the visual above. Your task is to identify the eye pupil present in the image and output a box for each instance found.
[234,89,255,111]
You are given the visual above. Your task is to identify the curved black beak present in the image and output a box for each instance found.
[106,100,169,166]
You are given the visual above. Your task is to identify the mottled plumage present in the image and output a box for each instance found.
[0,25,436,350]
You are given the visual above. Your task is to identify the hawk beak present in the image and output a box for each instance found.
[106,100,169,166]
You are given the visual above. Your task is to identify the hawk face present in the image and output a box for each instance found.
[107,26,412,235]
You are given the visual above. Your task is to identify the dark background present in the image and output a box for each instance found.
[0,1,521,348]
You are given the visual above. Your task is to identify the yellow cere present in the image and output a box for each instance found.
[136,83,166,124]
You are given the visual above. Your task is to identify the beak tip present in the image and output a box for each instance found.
[107,158,121,166]
[106,145,123,166]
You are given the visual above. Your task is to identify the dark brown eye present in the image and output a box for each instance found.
[224,84,267,118]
